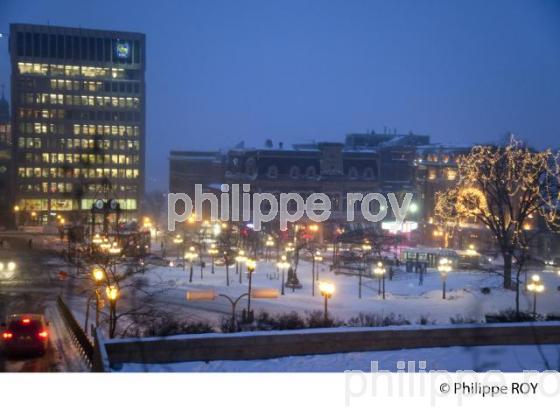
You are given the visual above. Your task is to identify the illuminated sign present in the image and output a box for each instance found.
[381,221,418,234]
[115,41,130,59]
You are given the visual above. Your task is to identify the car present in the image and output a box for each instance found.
[1,314,49,356]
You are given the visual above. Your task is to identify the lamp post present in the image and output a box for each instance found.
[437,258,452,299]
[318,282,334,325]
[276,255,290,295]
[265,237,274,262]
[245,258,256,321]
[172,234,184,269]
[373,261,386,299]
[185,246,197,282]
[235,250,246,284]
[92,267,104,328]
[13,205,20,228]
[208,243,218,274]
[187,289,278,332]
[527,274,545,317]
[105,285,119,338]
[311,250,323,296]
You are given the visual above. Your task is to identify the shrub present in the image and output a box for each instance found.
[485,309,540,323]
[480,287,491,295]
[347,312,410,327]
[416,315,436,325]
[450,314,480,324]
[139,317,215,337]
[306,310,336,328]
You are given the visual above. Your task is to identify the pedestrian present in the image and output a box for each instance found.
[28,238,33,249]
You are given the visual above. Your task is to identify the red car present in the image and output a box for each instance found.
[1,314,49,356]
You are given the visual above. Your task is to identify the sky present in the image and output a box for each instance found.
[1,0,559,191]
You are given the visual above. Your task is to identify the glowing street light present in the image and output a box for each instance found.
[92,267,104,283]
[311,250,323,295]
[235,250,247,284]
[318,282,335,324]
[276,254,290,295]
[437,258,452,299]
[208,243,218,273]
[245,258,257,320]
[105,285,119,338]
[184,246,198,282]
[91,267,105,327]
[527,274,545,316]
[265,236,275,262]
[373,261,386,299]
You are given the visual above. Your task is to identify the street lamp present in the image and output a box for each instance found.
[105,285,119,338]
[265,237,275,262]
[235,250,246,284]
[373,261,386,299]
[13,205,20,227]
[172,234,184,266]
[185,246,197,282]
[310,250,323,296]
[208,243,218,273]
[527,274,545,316]
[318,282,334,325]
[437,258,452,299]
[276,254,290,295]
[245,258,257,321]
[92,268,105,328]
[187,288,278,332]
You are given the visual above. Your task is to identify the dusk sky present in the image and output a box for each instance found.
[1,0,559,190]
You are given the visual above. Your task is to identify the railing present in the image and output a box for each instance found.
[56,295,94,368]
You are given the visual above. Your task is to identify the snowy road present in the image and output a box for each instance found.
[0,237,88,372]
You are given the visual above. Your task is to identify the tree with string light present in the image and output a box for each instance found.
[435,138,560,290]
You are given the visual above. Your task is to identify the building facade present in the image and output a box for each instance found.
[169,132,424,240]
[0,87,12,227]
[9,23,145,225]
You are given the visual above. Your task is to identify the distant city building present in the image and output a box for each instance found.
[9,23,146,225]
[0,86,12,227]
[168,132,425,240]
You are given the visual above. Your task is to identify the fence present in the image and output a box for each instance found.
[56,296,94,368]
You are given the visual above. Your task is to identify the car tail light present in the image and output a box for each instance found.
[38,331,48,339]
[22,318,31,324]
[2,331,13,339]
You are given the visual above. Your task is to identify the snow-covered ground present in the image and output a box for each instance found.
[115,344,560,372]
[143,258,560,326]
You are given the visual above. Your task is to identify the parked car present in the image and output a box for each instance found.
[1,314,49,356]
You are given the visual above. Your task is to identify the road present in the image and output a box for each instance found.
[0,236,87,372]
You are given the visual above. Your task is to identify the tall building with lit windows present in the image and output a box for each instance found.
[9,23,145,224]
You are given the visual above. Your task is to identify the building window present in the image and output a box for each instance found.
[289,165,300,179]
[305,166,316,178]
[445,168,457,180]
[267,165,278,179]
